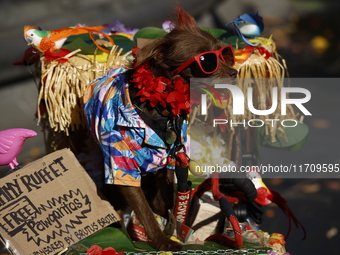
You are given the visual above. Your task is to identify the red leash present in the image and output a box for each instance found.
[189,172,243,248]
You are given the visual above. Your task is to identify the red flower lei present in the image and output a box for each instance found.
[87,245,124,255]
[130,62,191,115]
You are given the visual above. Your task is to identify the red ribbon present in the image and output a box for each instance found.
[245,45,273,59]
[44,49,72,63]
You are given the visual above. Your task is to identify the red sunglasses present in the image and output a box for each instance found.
[171,45,235,76]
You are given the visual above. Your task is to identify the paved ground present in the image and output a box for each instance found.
[260,81,340,255]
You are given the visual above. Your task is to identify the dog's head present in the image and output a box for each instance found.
[134,5,237,82]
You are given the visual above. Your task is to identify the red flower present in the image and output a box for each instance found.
[173,77,189,93]
[86,245,124,255]
[87,245,103,255]
[131,62,191,115]
[102,247,122,255]
[150,92,167,107]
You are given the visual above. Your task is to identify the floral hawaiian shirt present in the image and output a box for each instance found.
[83,67,187,187]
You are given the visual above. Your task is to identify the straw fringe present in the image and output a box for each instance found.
[232,49,299,142]
[190,47,300,144]
[38,42,299,145]
[37,46,132,135]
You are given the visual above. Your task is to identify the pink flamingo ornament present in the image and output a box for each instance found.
[0,128,37,169]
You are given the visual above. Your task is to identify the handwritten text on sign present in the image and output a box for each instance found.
[0,149,119,255]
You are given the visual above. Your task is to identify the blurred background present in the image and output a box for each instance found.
[0,0,340,254]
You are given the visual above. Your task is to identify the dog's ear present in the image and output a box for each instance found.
[174,4,198,31]
[134,4,199,69]
[134,37,169,69]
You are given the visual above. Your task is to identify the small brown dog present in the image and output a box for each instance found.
[84,5,237,252]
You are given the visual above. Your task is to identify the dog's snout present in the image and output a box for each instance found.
[228,68,238,78]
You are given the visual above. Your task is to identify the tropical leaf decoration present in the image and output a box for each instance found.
[201,27,229,41]
[62,36,97,54]
[259,122,309,151]
[133,26,244,49]
[65,227,272,254]
[65,227,137,254]
[221,35,247,49]
[63,34,136,54]
[133,27,168,40]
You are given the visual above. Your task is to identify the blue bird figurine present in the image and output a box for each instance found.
[226,13,264,46]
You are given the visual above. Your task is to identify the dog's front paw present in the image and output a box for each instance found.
[153,236,182,252]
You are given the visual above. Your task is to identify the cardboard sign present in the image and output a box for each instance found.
[0,148,120,255]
